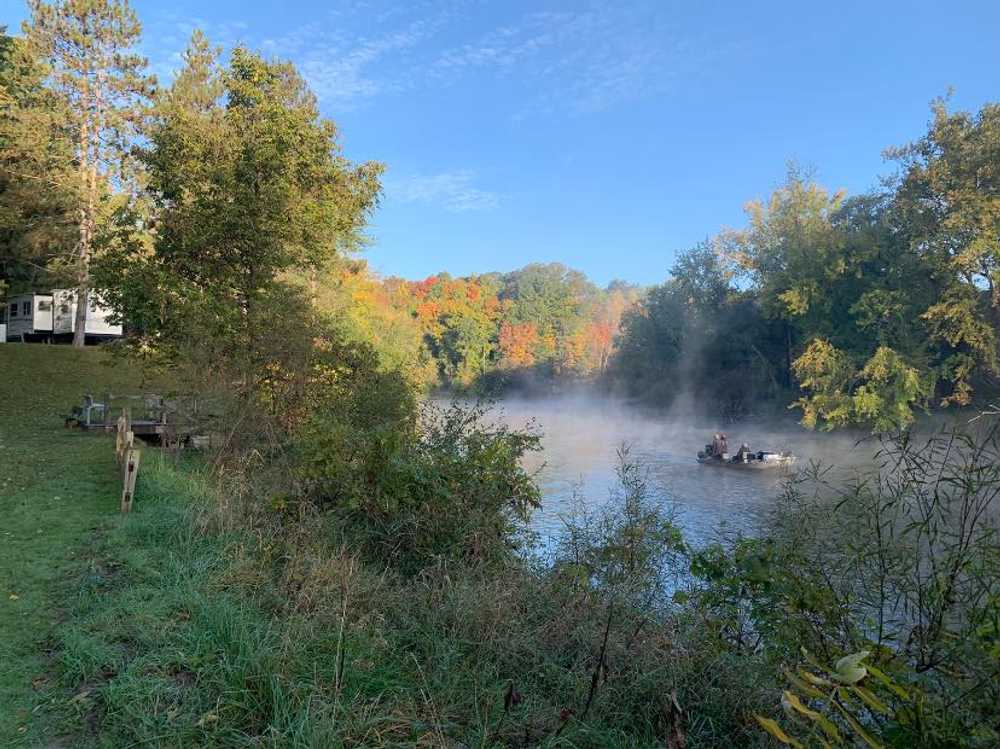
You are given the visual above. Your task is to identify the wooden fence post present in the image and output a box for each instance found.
[115,414,126,463]
[121,449,140,514]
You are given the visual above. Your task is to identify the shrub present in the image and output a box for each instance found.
[693,423,1000,747]
[296,400,542,573]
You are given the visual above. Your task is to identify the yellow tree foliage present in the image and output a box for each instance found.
[793,340,932,431]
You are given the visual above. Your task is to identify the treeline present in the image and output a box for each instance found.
[1,0,998,435]
[315,109,1000,432]
[318,261,641,391]
[611,108,1000,430]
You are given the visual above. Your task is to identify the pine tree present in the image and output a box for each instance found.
[23,0,153,346]
[0,26,76,296]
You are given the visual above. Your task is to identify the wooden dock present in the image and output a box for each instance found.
[68,392,210,447]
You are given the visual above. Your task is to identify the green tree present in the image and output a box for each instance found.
[22,0,154,346]
[439,310,496,384]
[0,25,76,296]
[785,194,944,430]
[501,262,597,370]
[772,104,1000,428]
[611,281,687,401]
[888,99,1000,403]
[609,244,783,416]
[721,166,847,385]
[103,39,383,379]
[834,193,938,357]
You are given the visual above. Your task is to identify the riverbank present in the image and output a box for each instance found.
[0,348,774,747]
[2,346,992,747]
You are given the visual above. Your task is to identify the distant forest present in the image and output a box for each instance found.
[1,10,998,431]
[318,261,642,391]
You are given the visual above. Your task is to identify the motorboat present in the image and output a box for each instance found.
[697,445,796,470]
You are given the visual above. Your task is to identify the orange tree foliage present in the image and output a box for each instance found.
[498,321,538,368]
[312,260,437,387]
[315,262,640,391]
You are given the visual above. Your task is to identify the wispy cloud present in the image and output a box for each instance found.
[426,7,703,115]
[387,171,501,213]
[292,21,432,106]
[143,9,440,106]
[216,3,463,109]
[141,2,730,116]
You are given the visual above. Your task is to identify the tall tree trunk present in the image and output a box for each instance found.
[73,210,90,347]
[74,68,105,348]
[72,71,93,348]
[73,163,96,347]
[72,191,90,349]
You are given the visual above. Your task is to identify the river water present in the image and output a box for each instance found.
[486,394,872,549]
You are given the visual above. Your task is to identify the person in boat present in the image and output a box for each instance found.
[735,442,752,462]
[719,433,729,456]
[710,433,723,457]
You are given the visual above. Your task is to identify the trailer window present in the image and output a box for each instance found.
[9,303,17,318]
[22,301,30,316]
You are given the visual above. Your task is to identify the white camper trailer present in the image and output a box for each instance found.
[3,293,54,342]
[0,289,122,344]
[52,289,123,339]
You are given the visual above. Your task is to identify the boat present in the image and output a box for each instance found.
[696,447,796,470]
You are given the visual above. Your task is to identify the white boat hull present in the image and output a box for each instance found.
[697,451,796,470]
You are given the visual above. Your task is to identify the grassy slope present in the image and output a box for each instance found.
[0,345,419,748]
[0,345,769,748]
[0,345,157,746]
[0,346,384,747]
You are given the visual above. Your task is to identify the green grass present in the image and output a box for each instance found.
[0,344,410,747]
[0,344,773,747]
[0,344,160,746]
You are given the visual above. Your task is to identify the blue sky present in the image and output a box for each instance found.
[5,1,999,285]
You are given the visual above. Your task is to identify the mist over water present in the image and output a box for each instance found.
[479,392,874,548]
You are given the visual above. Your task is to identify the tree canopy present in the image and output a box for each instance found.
[0,2,997,429]
[611,110,1000,430]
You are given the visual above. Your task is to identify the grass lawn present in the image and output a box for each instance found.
[0,344,158,746]
[0,343,387,747]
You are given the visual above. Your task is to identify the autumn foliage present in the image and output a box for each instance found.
[313,262,641,390]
